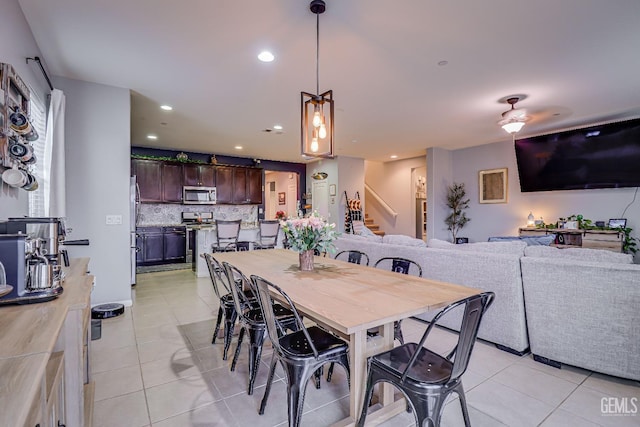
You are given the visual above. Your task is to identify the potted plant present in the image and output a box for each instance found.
[444,182,470,243]
[280,212,339,270]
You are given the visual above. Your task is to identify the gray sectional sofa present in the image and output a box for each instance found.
[332,234,640,380]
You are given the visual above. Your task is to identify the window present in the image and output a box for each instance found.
[28,91,47,217]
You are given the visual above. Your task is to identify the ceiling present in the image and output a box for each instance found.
[18,0,640,163]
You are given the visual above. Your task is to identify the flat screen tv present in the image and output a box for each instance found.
[515,117,640,192]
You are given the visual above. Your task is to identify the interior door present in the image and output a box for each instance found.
[312,181,329,219]
[266,181,276,219]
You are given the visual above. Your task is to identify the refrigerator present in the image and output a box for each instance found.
[129,176,140,285]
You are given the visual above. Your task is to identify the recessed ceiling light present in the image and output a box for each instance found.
[437,60,449,66]
[273,125,283,130]
[234,146,243,150]
[160,105,173,111]
[390,155,398,159]
[147,134,158,140]
[258,51,275,62]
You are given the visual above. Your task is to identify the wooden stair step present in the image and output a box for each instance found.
[373,230,386,236]
[367,225,380,231]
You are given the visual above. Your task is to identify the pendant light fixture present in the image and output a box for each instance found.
[301,0,334,158]
[499,96,527,134]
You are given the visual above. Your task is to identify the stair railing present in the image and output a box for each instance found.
[364,183,398,219]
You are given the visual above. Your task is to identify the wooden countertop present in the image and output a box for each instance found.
[0,257,92,427]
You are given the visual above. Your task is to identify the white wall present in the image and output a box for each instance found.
[426,147,453,241]
[427,139,640,260]
[0,0,49,218]
[53,76,132,306]
[365,156,427,236]
[305,156,364,232]
[337,156,365,232]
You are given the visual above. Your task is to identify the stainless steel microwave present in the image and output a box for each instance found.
[183,186,217,204]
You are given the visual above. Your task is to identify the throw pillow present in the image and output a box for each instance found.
[427,238,456,249]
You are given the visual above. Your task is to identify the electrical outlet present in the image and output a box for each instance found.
[106,215,122,225]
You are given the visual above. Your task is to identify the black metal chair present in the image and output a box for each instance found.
[212,219,241,252]
[372,257,423,345]
[251,274,350,427]
[223,262,298,395]
[334,250,370,266]
[357,292,495,427]
[203,253,241,360]
[255,219,280,249]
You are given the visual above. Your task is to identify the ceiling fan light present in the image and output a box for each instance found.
[502,121,525,134]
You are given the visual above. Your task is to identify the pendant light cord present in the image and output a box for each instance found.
[316,12,320,95]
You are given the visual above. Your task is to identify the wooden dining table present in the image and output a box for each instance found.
[213,249,480,426]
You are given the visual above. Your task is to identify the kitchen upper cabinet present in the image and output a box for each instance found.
[232,167,263,204]
[161,163,183,203]
[247,168,263,204]
[215,167,234,204]
[132,159,162,202]
[232,168,248,204]
[132,157,262,205]
[183,164,215,187]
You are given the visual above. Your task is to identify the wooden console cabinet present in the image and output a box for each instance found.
[519,227,624,252]
[0,258,94,427]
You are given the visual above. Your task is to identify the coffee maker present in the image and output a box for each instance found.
[0,233,64,305]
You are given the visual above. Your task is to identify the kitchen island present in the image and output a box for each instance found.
[192,224,261,277]
[0,258,94,427]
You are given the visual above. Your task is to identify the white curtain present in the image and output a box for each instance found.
[44,89,66,217]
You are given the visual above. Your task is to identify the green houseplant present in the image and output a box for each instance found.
[444,182,470,243]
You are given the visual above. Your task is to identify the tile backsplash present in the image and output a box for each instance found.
[138,204,258,226]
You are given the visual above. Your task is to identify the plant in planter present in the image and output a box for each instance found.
[444,182,470,243]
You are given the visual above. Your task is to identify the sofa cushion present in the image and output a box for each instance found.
[524,245,633,264]
[428,238,527,255]
[382,234,427,247]
[488,235,556,246]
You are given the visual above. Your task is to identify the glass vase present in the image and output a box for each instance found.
[299,249,314,271]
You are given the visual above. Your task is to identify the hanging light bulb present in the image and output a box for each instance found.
[311,134,319,152]
[319,119,327,139]
[312,107,322,128]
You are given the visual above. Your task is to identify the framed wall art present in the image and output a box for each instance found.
[278,192,286,205]
[329,184,336,196]
[479,168,508,204]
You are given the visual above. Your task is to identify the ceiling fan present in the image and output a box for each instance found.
[498,96,529,134]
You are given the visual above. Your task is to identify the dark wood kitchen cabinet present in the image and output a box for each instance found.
[137,227,164,263]
[162,163,184,203]
[183,164,216,187]
[232,167,263,204]
[136,226,186,265]
[132,159,162,202]
[163,227,187,261]
[132,159,183,203]
[215,166,234,204]
[247,167,263,204]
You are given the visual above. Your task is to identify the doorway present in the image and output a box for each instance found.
[264,171,299,219]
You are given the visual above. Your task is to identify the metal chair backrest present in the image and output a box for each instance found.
[258,220,280,246]
[222,262,255,318]
[250,274,320,358]
[203,253,231,299]
[374,256,422,277]
[334,250,370,266]
[402,292,495,383]
[216,219,241,249]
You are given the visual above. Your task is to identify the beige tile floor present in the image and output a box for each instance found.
[91,269,640,427]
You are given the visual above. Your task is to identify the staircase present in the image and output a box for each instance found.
[365,214,385,236]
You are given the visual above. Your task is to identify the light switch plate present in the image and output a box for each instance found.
[106,215,122,225]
